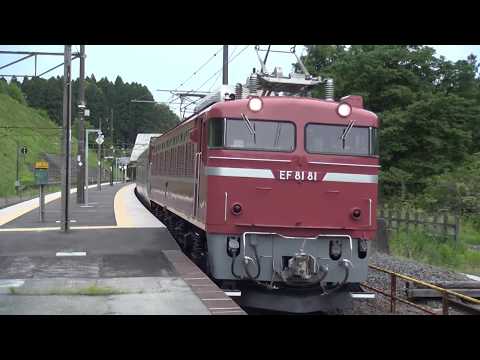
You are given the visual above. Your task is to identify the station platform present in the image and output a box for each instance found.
[0,183,245,315]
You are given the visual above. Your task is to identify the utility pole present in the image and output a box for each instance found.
[111,108,114,183]
[110,108,114,154]
[85,128,101,205]
[97,118,102,191]
[15,141,20,196]
[77,45,86,204]
[60,45,72,232]
[223,45,228,85]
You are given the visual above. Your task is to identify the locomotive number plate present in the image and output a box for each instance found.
[279,170,318,181]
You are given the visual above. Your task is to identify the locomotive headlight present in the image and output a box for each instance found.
[248,96,263,112]
[337,102,352,117]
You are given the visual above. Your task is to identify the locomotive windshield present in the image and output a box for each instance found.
[306,123,379,156]
[208,118,295,152]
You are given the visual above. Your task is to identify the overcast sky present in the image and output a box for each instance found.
[1,45,479,117]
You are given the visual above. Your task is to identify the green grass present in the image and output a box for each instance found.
[9,285,127,296]
[0,94,60,196]
[62,285,125,296]
[390,228,480,275]
[459,218,480,246]
[0,94,99,197]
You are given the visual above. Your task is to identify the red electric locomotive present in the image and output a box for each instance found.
[136,53,379,313]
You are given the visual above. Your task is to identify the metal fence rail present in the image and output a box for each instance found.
[0,174,109,209]
[378,205,460,242]
[0,183,60,209]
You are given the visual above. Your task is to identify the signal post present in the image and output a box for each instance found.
[34,160,49,222]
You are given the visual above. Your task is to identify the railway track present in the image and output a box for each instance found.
[361,264,480,315]
[139,190,479,315]
[244,265,480,315]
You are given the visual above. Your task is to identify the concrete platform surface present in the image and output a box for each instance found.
[0,277,210,315]
[0,228,177,258]
[0,182,120,228]
[0,252,178,279]
[0,183,246,315]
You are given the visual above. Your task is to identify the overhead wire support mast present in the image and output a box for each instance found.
[0,50,81,79]
[1,47,83,230]
[223,45,228,85]
[60,45,73,233]
[155,90,211,119]
[77,45,86,204]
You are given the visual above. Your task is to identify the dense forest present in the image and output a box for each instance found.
[3,74,179,149]
[301,45,480,213]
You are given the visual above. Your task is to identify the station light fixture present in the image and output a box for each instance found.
[337,102,352,118]
[248,96,263,112]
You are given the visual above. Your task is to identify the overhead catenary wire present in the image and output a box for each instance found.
[176,45,241,116]
[206,45,239,92]
[179,45,250,114]
[181,45,240,116]
[178,46,241,115]
[166,46,224,104]
[196,45,249,93]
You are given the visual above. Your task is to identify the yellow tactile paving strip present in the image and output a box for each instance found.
[0,225,120,232]
[0,183,162,231]
[113,183,164,228]
[113,184,133,227]
[0,189,74,227]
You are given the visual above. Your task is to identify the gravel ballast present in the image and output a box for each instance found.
[348,251,475,315]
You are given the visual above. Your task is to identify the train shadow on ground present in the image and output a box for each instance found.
[241,307,327,315]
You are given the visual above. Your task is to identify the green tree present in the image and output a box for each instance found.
[20,73,179,150]
[301,45,480,199]
[6,81,26,105]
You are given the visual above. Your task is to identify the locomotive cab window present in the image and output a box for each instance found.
[208,117,295,152]
[305,123,379,156]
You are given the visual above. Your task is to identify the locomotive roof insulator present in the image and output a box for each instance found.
[325,78,334,101]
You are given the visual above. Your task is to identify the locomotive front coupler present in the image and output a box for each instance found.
[240,232,355,288]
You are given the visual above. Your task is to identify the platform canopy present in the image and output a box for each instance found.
[129,133,162,164]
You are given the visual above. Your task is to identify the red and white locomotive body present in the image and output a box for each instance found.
[140,90,379,312]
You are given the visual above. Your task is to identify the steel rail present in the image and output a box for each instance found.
[364,264,480,315]
[369,264,480,305]
[360,283,438,315]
